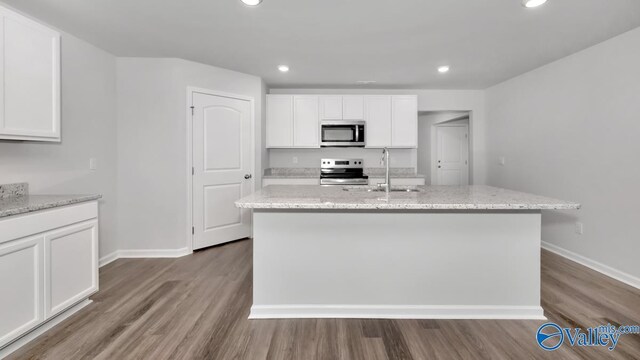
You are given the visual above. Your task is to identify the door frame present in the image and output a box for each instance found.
[431,123,470,185]
[186,87,256,252]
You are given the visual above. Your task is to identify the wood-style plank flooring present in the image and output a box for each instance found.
[8,239,640,359]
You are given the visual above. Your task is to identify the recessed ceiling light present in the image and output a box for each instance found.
[522,0,547,8]
[356,80,377,85]
[438,66,450,73]
[278,65,289,73]
[241,0,263,6]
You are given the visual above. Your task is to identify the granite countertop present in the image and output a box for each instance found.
[0,183,102,218]
[235,185,581,210]
[263,168,425,179]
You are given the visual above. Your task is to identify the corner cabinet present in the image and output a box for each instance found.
[0,202,98,350]
[0,6,61,142]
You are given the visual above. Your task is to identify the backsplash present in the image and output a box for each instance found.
[0,182,28,199]
[268,148,417,169]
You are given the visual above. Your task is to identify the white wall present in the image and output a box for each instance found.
[486,27,640,280]
[116,58,264,252]
[269,89,486,184]
[0,32,118,258]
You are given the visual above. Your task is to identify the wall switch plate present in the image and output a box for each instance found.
[575,222,584,235]
[499,156,506,166]
[89,158,97,170]
[292,156,298,164]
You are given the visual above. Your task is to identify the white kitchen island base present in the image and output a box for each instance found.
[251,209,545,320]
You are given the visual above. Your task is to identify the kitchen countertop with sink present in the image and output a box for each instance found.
[236,184,580,211]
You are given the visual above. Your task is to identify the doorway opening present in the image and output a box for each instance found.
[417,111,471,185]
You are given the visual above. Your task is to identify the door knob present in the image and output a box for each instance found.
[244,174,252,180]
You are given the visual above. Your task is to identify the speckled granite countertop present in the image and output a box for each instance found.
[263,168,425,179]
[235,185,580,210]
[0,183,102,218]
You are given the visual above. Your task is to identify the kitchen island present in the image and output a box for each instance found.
[236,185,580,320]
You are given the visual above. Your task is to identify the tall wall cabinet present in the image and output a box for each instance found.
[0,6,61,142]
[266,94,417,149]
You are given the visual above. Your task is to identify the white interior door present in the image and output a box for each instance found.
[435,125,469,185]
[192,92,253,250]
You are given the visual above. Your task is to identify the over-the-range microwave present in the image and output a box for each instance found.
[320,120,365,147]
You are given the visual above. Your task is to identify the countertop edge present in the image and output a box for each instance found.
[235,202,581,211]
[0,194,103,219]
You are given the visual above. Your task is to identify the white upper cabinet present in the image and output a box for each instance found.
[364,95,392,148]
[0,6,60,142]
[266,95,320,148]
[293,96,319,147]
[391,95,418,148]
[266,95,294,147]
[342,96,364,120]
[319,96,343,120]
[267,94,416,149]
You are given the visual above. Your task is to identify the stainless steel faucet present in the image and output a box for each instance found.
[378,147,391,193]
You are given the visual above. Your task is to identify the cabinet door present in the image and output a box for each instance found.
[391,95,418,148]
[293,96,319,147]
[0,6,61,141]
[266,95,294,148]
[342,96,364,119]
[0,236,44,348]
[319,96,343,120]
[44,220,98,319]
[364,96,392,148]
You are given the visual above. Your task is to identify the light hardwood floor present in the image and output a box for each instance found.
[7,239,640,359]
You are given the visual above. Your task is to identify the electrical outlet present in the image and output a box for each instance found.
[89,158,98,170]
[575,222,584,235]
[292,156,298,164]
[499,156,506,166]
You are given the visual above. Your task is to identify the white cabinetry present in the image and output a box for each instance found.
[0,236,44,348]
[44,221,98,318]
[342,96,364,119]
[0,6,61,142]
[267,95,321,148]
[267,94,417,149]
[0,202,98,350]
[293,96,319,147]
[391,95,418,148]
[266,95,294,147]
[365,95,417,148]
[319,96,343,120]
[364,96,392,148]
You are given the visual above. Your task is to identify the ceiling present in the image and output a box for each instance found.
[4,0,640,89]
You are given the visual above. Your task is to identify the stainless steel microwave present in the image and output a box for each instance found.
[320,121,365,147]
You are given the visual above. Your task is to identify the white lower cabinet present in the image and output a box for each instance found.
[0,236,44,348]
[44,220,98,319]
[0,202,98,350]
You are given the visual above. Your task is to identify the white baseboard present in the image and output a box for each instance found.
[98,248,192,268]
[0,299,92,358]
[542,241,640,290]
[99,251,119,267]
[249,305,546,320]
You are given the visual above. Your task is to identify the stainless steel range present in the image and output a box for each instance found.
[320,158,368,185]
